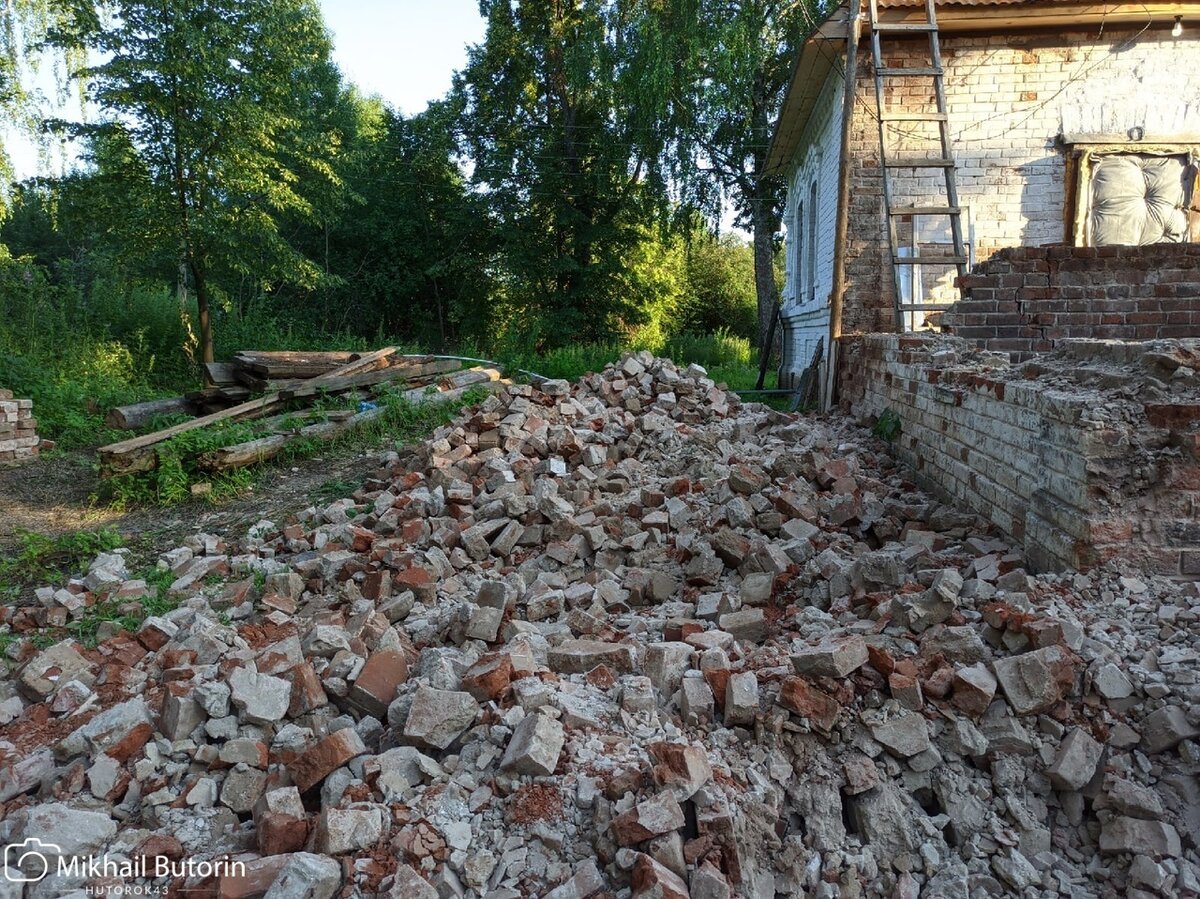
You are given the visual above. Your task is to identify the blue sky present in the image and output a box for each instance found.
[320,0,486,115]
[6,1,487,178]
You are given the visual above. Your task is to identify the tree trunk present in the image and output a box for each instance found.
[191,260,215,364]
[750,193,780,350]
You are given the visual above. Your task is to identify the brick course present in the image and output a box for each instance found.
[839,334,1200,576]
[942,244,1200,359]
[0,389,41,466]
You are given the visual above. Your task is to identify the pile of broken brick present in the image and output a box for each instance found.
[1,352,1198,899]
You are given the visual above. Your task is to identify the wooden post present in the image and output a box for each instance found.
[755,304,781,391]
[827,0,862,410]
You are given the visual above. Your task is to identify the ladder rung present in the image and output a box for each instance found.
[889,206,961,216]
[900,304,957,312]
[884,158,956,168]
[879,112,948,122]
[894,256,969,265]
[873,22,939,33]
[877,67,943,77]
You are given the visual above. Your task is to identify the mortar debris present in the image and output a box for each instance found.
[1,351,1197,899]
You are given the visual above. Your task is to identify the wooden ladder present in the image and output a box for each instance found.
[867,0,967,331]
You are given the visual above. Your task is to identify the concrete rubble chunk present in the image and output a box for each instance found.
[544,860,604,899]
[1047,727,1103,791]
[1,750,55,803]
[992,646,1068,716]
[724,670,758,726]
[19,802,117,856]
[790,636,869,678]
[869,709,932,758]
[388,865,438,899]
[952,663,997,717]
[403,686,480,749]
[644,642,693,696]
[650,742,712,801]
[316,806,384,854]
[57,696,152,760]
[229,665,292,724]
[500,711,565,776]
[1093,662,1134,700]
[717,608,767,643]
[261,853,342,899]
[612,793,686,845]
[19,641,95,701]
[1099,817,1182,857]
[549,639,636,674]
[1139,705,1199,754]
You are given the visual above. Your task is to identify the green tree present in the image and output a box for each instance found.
[55,0,347,363]
[651,0,820,346]
[284,96,497,348]
[453,0,675,348]
[679,228,758,339]
[0,1,83,222]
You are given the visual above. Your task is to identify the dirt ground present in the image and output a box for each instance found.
[0,444,386,567]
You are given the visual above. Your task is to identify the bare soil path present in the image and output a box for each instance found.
[0,445,382,569]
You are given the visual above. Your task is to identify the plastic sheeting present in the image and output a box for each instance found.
[1089,154,1189,246]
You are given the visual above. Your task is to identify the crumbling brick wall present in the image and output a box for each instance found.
[942,244,1200,359]
[841,27,1199,334]
[839,334,1200,576]
[0,389,40,465]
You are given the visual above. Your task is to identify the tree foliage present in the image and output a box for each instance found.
[54,0,348,362]
[2,0,769,379]
[648,0,822,345]
[283,96,498,349]
[453,0,682,348]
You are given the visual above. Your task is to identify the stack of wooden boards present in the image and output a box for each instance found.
[98,349,506,478]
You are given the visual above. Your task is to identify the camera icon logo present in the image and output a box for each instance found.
[3,838,61,882]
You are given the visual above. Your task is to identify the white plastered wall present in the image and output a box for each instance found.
[779,69,844,388]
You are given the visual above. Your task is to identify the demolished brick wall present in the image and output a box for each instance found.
[837,26,1198,334]
[941,244,1200,360]
[0,389,40,466]
[3,354,1200,898]
[839,334,1200,576]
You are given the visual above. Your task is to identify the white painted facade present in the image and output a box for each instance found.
[779,70,843,387]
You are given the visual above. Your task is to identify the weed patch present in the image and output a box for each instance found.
[0,527,124,598]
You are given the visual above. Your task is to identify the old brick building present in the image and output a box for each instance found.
[764,0,1200,388]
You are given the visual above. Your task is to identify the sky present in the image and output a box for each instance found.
[5,0,487,179]
[318,0,486,116]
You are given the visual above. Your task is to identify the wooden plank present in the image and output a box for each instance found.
[98,347,399,472]
[97,351,472,476]
[105,396,198,431]
[203,362,238,387]
[232,350,359,378]
[201,376,504,472]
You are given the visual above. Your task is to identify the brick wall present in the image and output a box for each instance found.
[838,334,1200,576]
[941,244,1200,358]
[0,390,41,466]
[840,27,1200,334]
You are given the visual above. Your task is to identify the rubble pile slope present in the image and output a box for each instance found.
[1,352,1197,899]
